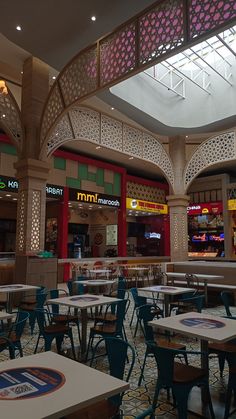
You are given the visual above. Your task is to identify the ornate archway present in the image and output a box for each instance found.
[184,130,236,192]
[40,105,174,188]
[0,87,24,155]
[39,0,236,149]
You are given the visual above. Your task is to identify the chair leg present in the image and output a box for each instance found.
[224,384,232,419]
[174,389,190,419]
[85,334,93,361]
[68,330,77,360]
[55,335,64,354]
[218,353,226,377]
[29,312,36,334]
[129,307,135,327]
[45,337,53,352]
[138,350,148,386]
[34,335,41,354]
[205,385,215,419]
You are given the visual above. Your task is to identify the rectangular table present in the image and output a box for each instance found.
[140,285,195,317]
[149,311,236,369]
[165,272,224,305]
[75,279,115,294]
[0,284,40,312]
[0,351,129,419]
[47,294,121,360]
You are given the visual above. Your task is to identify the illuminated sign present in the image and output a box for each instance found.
[69,188,121,208]
[228,199,236,210]
[0,176,64,198]
[187,202,222,215]
[126,198,168,214]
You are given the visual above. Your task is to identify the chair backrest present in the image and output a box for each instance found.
[115,299,128,335]
[35,308,50,333]
[180,294,205,313]
[137,304,156,342]
[49,289,68,315]
[130,288,147,308]
[105,337,135,407]
[221,291,234,317]
[0,336,16,359]
[67,281,84,296]
[185,273,199,294]
[10,311,29,338]
[36,287,48,308]
[147,343,176,387]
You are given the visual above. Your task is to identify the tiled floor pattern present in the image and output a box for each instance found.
[0,294,236,418]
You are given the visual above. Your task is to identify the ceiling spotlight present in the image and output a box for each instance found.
[16,25,22,31]
[12,198,17,201]
[52,76,56,80]
[21,71,23,75]
[111,107,115,110]
[129,156,134,160]
[95,146,101,149]
[2,114,6,118]
[91,16,96,22]
[185,135,189,138]
[6,194,11,197]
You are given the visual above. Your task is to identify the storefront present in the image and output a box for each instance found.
[0,174,64,254]
[187,202,224,258]
[67,188,121,258]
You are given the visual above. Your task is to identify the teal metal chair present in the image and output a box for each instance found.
[137,304,186,386]
[148,343,215,419]
[174,294,205,315]
[6,310,29,357]
[34,308,76,360]
[224,357,236,419]
[86,299,128,360]
[135,408,154,419]
[48,289,81,344]
[67,281,84,296]
[19,286,47,334]
[66,337,135,419]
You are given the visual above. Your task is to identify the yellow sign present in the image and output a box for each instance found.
[228,199,236,210]
[126,198,168,214]
[77,192,98,203]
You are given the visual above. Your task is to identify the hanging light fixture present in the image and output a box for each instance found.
[0,80,8,95]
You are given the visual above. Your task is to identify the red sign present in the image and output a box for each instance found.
[187,202,222,215]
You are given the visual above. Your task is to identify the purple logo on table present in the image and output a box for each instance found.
[0,285,23,290]
[70,296,99,302]
[0,367,65,399]
[180,318,225,329]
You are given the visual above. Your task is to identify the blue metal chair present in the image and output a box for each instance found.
[6,310,29,357]
[19,286,47,334]
[34,308,76,360]
[86,299,128,360]
[137,304,187,386]
[67,337,135,419]
[147,344,215,419]
[48,289,81,344]
[67,281,84,296]
[174,294,205,315]
[221,291,235,317]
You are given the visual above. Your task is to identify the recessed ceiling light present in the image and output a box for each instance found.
[91,16,96,22]
[186,135,188,138]
[2,114,6,118]
[0,197,2,199]
[95,146,101,149]
[52,76,56,80]
[12,198,17,201]
[16,25,22,31]
[21,71,23,75]
[129,157,134,160]
[6,194,11,197]
[111,107,115,110]
[98,206,102,209]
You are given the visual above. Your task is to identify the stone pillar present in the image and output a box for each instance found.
[14,158,50,254]
[167,194,190,262]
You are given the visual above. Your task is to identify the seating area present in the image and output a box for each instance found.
[0,276,235,418]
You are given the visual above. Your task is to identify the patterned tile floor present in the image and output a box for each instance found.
[0,291,236,418]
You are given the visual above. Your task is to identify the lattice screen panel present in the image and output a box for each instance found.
[0,91,23,152]
[16,191,26,252]
[30,191,41,251]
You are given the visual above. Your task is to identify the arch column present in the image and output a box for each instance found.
[167,194,189,262]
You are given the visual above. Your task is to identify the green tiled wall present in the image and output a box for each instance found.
[104,182,113,195]
[54,157,66,170]
[0,144,17,155]
[66,177,81,189]
[96,168,104,186]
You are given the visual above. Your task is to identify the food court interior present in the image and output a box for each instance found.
[0,1,236,418]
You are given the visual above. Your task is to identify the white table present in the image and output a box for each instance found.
[140,285,195,317]
[75,279,115,296]
[47,294,121,360]
[0,351,129,419]
[126,266,150,287]
[88,269,111,279]
[0,284,40,312]
[149,311,236,369]
[166,272,224,305]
